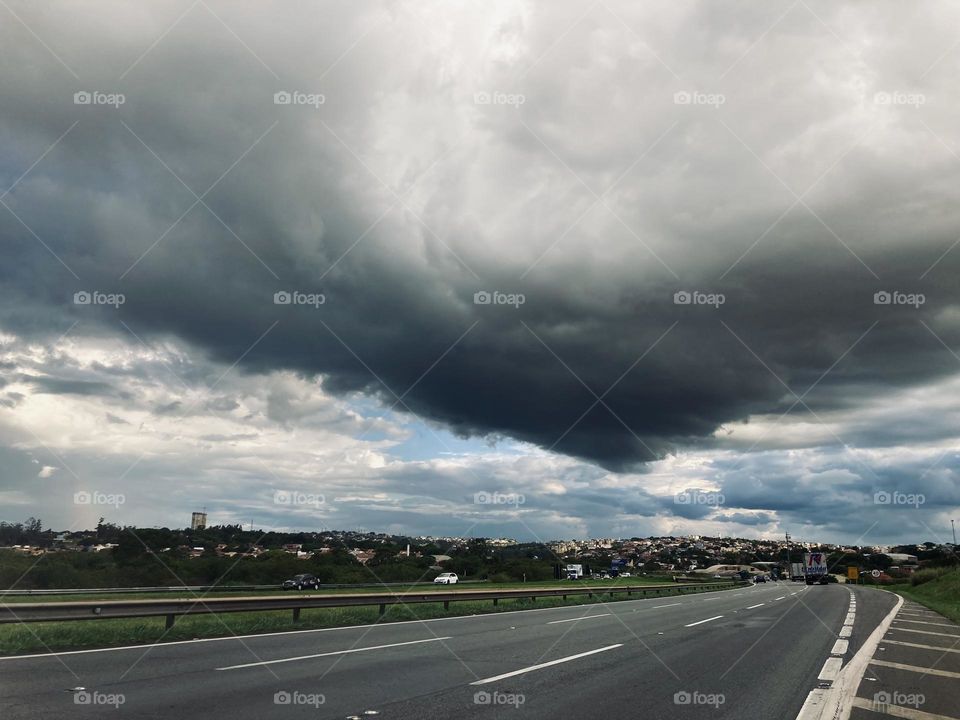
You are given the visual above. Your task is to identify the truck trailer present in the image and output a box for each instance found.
[803,552,829,585]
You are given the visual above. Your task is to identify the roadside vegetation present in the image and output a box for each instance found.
[888,568,960,624]
[0,580,738,655]
[1,520,636,590]
[0,576,678,603]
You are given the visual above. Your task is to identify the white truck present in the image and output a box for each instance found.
[803,552,829,585]
[790,562,805,581]
[565,564,584,580]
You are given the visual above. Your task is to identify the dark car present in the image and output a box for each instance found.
[282,573,319,590]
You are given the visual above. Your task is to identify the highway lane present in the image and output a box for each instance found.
[0,582,896,719]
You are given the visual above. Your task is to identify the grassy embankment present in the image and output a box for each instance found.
[0,576,734,655]
[886,567,960,624]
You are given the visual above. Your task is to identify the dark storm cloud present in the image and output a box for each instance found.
[2,1,960,474]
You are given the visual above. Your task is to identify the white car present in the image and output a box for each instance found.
[433,572,459,584]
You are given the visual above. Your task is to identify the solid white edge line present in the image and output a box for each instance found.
[0,584,749,661]
[547,613,610,624]
[470,644,623,685]
[652,603,681,609]
[685,615,723,627]
[216,636,452,670]
[794,589,904,720]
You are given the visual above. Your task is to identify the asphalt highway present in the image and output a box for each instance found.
[0,582,898,719]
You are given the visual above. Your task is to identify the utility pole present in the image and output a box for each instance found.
[952,519,956,546]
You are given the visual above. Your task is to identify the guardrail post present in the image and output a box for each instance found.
[292,608,301,622]
[530,596,536,602]
[379,603,386,616]
[443,601,450,610]
[493,598,498,606]
[165,614,175,630]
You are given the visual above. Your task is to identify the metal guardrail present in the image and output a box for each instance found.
[0,581,745,629]
[0,580,474,596]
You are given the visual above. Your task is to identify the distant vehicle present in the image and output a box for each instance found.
[282,573,319,590]
[804,553,829,585]
[565,564,584,580]
[754,575,766,583]
[790,562,805,581]
[619,572,632,578]
[433,572,459,584]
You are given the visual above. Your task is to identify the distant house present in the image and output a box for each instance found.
[350,549,376,565]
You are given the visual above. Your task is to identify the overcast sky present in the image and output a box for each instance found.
[2,1,959,545]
